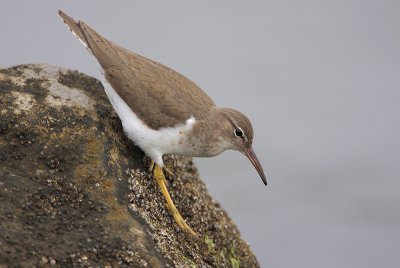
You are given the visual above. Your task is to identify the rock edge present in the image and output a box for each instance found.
[0,64,259,268]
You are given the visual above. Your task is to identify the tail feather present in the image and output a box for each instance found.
[58,10,121,70]
[58,10,91,52]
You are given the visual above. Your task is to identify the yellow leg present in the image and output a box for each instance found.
[150,158,174,178]
[149,160,167,184]
[153,164,197,236]
[148,160,155,173]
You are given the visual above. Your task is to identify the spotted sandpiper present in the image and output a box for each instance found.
[59,10,266,236]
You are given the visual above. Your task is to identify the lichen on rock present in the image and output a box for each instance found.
[0,64,259,267]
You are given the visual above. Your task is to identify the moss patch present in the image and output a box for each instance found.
[58,70,106,100]
[0,65,24,77]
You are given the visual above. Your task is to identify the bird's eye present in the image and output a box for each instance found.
[234,128,244,138]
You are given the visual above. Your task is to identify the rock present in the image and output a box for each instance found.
[0,64,260,267]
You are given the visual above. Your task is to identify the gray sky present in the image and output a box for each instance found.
[2,1,400,267]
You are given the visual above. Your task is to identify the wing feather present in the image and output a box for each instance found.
[59,10,216,129]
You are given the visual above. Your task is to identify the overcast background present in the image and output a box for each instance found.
[1,1,400,267]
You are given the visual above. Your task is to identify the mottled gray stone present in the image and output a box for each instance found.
[0,64,259,268]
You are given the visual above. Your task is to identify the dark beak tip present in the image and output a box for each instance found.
[260,172,268,186]
[245,147,268,187]
[262,177,268,186]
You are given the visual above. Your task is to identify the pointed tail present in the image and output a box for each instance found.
[58,10,92,49]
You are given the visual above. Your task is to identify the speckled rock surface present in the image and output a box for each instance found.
[0,64,259,268]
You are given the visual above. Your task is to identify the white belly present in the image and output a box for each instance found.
[101,76,196,166]
[60,20,196,166]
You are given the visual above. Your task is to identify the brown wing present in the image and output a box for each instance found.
[59,10,216,129]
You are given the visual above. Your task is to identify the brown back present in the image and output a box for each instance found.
[59,11,216,129]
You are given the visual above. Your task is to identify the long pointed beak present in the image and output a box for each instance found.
[244,147,267,186]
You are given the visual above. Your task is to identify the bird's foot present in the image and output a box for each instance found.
[163,166,175,178]
[153,164,197,236]
[149,159,175,179]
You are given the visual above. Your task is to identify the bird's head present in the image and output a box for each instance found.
[217,108,267,185]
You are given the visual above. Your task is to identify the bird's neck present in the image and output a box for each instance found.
[184,108,233,157]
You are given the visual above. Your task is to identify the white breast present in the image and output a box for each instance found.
[61,21,196,166]
[101,76,196,167]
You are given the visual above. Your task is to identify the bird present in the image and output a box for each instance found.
[58,10,266,236]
